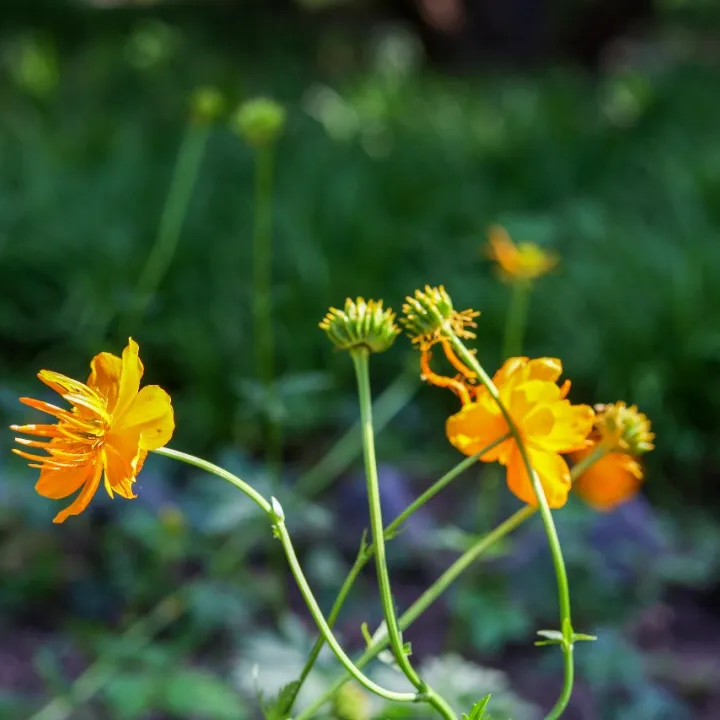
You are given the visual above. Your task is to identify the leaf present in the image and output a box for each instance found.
[103,673,158,720]
[463,694,492,719]
[162,669,246,719]
[259,680,301,720]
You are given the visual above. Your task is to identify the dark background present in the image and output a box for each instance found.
[1,1,720,719]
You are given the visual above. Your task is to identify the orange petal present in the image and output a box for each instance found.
[112,338,144,420]
[113,385,175,451]
[523,358,563,384]
[506,447,571,509]
[102,439,141,500]
[87,351,123,411]
[573,451,643,511]
[35,460,96,500]
[446,401,511,462]
[52,460,103,524]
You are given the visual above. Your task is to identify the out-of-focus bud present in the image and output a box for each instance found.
[595,401,655,455]
[331,681,370,720]
[232,97,286,147]
[190,86,225,125]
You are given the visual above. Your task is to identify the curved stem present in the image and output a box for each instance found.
[288,435,509,714]
[154,447,417,705]
[272,516,418,705]
[351,348,457,720]
[443,331,575,719]
[296,505,536,720]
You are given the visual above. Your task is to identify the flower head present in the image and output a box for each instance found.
[571,401,654,511]
[446,357,594,508]
[232,97,286,147]
[401,285,479,349]
[320,297,399,354]
[191,86,225,125]
[12,339,174,524]
[487,225,558,282]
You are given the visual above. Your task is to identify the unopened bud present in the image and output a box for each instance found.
[191,86,225,124]
[232,97,286,147]
[320,297,399,354]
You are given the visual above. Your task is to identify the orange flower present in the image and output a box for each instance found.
[487,225,558,281]
[571,401,654,511]
[11,339,174,524]
[446,357,594,508]
[572,447,643,511]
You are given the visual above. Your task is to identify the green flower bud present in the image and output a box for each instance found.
[595,401,655,455]
[190,86,225,124]
[320,297,399,354]
[331,682,370,720]
[232,97,286,147]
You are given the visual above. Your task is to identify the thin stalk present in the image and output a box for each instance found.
[288,434,511,713]
[124,122,209,335]
[295,366,419,497]
[502,279,532,360]
[351,348,457,720]
[443,329,575,720]
[156,448,417,705]
[251,142,282,478]
[296,406,609,719]
[296,505,536,720]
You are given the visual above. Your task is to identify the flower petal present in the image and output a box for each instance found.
[112,338,144,421]
[446,401,511,462]
[538,402,595,453]
[573,450,643,511]
[113,385,174,451]
[35,460,95,499]
[52,460,103,524]
[506,447,571,509]
[87,351,123,411]
[102,436,142,499]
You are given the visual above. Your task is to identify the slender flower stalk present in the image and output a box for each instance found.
[287,433,511,714]
[125,117,212,335]
[502,278,531,360]
[296,449,607,719]
[153,447,418,705]
[351,348,457,720]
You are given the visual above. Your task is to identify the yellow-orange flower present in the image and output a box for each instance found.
[11,339,174,524]
[572,447,643,511]
[571,401,654,511]
[487,225,558,281]
[446,357,594,508]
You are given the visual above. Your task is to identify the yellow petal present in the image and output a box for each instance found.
[506,447,571,509]
[537,402,595,453]
[102,437,142,499]
[523,358,563,383]
[446,401,511,462]
[112,338,144,420]
[87,351,123,411]
[52,460,103,524]
[113,385,174,451]
[35,460,95,499]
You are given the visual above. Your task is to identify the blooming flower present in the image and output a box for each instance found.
[445,357,594,508]
[572,401,654,511]
[486,225,558,282]
[11,339,174,523]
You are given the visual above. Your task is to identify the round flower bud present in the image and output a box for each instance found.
[331,682,370,720]
[319,297,399,354]
[190,86,225,125]
[232,97,286,147]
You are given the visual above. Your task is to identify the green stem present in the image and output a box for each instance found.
[351,348,457,720]
[155,448,417,705]
[296,505,535,720]
[288,435,510,714]
[251,141,281,478]
[125,122,209,335]
[443,331,575,720]
[295,365,418,497]
[502,279,532,360]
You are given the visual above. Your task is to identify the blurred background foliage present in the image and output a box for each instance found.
[1,1,720,719]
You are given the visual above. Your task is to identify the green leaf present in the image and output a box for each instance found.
[103,673,158,720]
[163,669,246,720]
[463,694,492,719]
[259,680,301,720]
